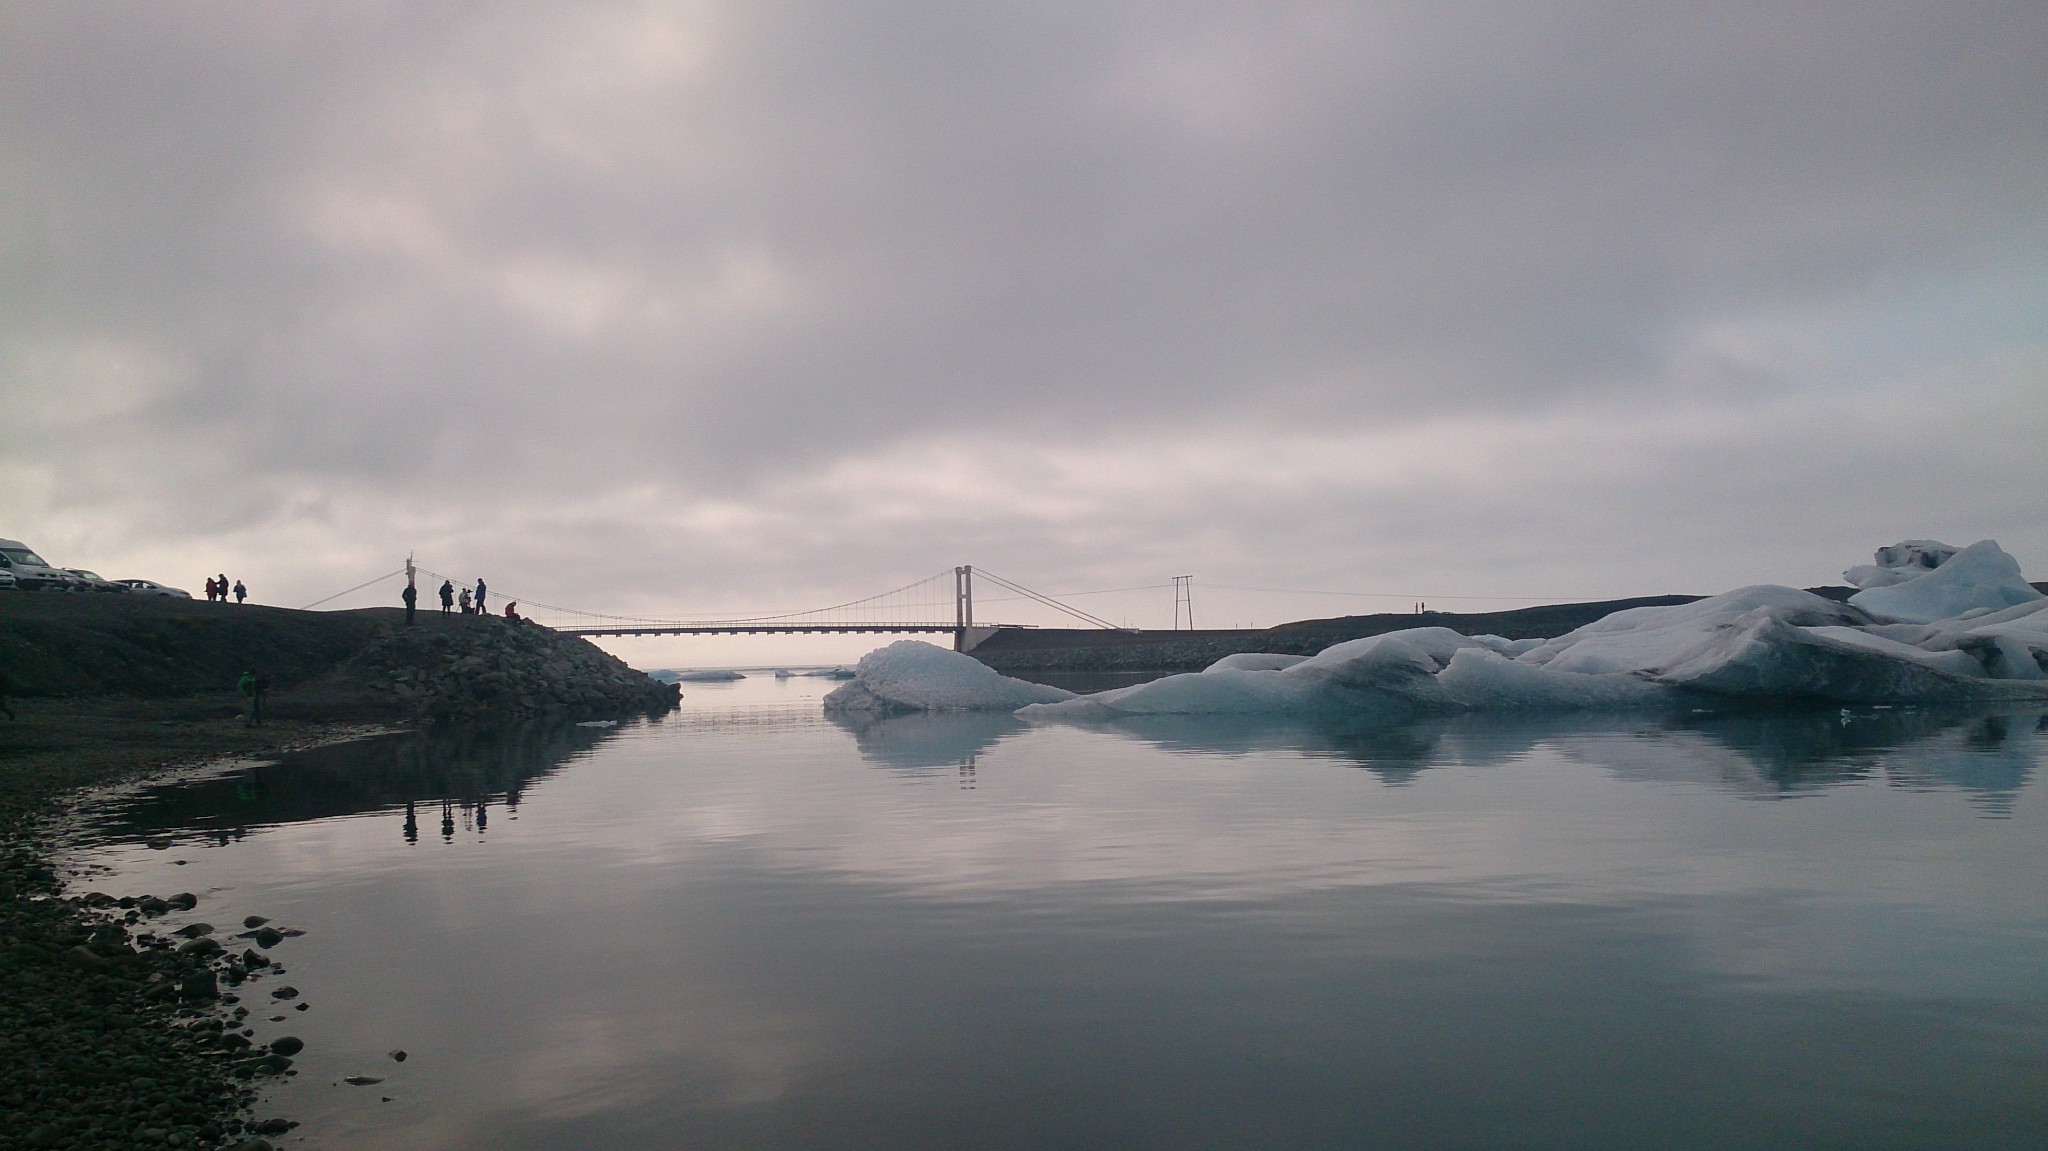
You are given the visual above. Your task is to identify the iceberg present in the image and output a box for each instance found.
[1847,540,2045,624]
[824,641,1077,713]
[1011,540,2048,723]
[1843,539,1959,589]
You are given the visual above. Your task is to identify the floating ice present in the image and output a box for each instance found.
[1013,540,2048,722]
[670,669,746,682]
[1847,540,2045,624]
[824,641,1076,713]
[1205,652,1309,672]
[1844,539,1960,589]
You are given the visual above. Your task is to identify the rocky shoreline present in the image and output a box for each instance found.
[0,596,681,1149]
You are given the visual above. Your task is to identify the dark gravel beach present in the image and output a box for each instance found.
[0,707,377,1151]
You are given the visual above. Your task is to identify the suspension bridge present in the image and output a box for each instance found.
[306,565,1131,652]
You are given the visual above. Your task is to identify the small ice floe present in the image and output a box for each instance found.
[575,719,618,728]
[671,669,746,682]
[824,641,1075,714]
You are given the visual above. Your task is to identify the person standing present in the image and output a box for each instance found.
[233,579,247,604]
[402,579,418,625]
[216,574,228,604]
[204,576,217,602]
[474,578,487,616]
[439,579,455,617]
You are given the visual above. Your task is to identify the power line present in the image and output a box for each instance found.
[1202,582,1584,602]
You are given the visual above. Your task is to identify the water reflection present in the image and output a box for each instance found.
[826,710,1024,778]
[58,689,2048,1151]
[88,720,621,845]
[1072,704,2043,812]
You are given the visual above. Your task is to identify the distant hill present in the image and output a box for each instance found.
[966,590,1864,676]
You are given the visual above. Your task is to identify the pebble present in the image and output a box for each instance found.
[270,986,299,1000]
[388,1049,407,1062]
[269,1036,304,1057]
[243,915,269,928]
[173,922,214,938]
[343,1074,384,1086]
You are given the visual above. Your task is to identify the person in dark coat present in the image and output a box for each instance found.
[233,579,247,604]
[439,580,455,616]
[474,578,487,615]
[402,580,418,625]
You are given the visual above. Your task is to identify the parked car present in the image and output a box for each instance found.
[65,568,129,593]
[0,538,82,590]
[0,570,17,590]
[117,579,193,599]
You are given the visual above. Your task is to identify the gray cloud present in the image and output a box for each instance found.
[2,2,2043,632]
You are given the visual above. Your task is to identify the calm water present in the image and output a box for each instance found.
[60,678,2048,1150]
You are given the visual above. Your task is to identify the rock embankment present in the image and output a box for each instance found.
[336,616,679,722]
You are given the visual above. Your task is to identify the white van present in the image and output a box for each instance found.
[0,538,83,591]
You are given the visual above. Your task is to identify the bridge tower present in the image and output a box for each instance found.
[953,565,973,651]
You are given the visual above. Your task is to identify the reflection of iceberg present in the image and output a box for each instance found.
[1878,710,2042,816]
[826,709,1028,772]
[824,641,1074,713]
[1022,701,2043,808]
[1019,542,2048,722]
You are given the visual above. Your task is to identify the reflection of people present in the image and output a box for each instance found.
[403,801,418,845]
[440,799,455,841]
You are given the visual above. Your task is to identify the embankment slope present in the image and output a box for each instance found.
[0,594,678,722]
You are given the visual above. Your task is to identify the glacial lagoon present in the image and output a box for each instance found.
[60,676,2048,1149]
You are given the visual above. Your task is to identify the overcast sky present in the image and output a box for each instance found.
[3,2,2043,664]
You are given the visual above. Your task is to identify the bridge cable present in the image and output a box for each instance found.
[972,569,1132,631]
[300,568,407,611]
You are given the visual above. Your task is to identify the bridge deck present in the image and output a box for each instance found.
[560,623,973,638]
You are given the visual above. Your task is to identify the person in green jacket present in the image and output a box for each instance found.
[238,670,268,726]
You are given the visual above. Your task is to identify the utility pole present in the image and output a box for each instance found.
[1172,575,1194,630]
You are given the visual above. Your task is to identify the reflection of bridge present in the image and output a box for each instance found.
[410,565,1129,651]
